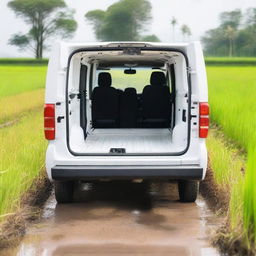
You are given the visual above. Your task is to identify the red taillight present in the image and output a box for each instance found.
[44,104,55,140]
[199,102,209,138]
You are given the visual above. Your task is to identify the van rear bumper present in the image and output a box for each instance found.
[51,165,203,181]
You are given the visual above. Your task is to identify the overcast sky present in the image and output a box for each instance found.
[0,0,255,57]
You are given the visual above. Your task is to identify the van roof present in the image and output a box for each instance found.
[51,41,203,75]
[59,41,193,49]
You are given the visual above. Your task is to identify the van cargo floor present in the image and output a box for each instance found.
[82,129,173,153]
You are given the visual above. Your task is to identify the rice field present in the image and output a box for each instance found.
[207,67,256,150]
[0,65,47,98]
[207,66,256,249]
[0,65,46,123]
[0,64,47,219]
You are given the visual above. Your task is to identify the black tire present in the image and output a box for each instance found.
[178,180,199,202]
[54,181,74,204]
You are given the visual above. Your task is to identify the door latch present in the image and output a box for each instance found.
[57,116,65,123]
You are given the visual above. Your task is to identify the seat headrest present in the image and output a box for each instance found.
[125,87,137,95]
[150,72,166,86]
[98,72,112,87]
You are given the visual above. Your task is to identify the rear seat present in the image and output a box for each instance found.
[120,88,138,128]
[91,72,171,129]
[141,72,171,128]
[91,72,119,128]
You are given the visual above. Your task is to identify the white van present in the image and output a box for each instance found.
[44,42,209,203]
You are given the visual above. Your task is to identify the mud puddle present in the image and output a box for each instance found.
[0,182,223,256]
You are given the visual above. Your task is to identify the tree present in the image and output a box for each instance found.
[202,28,228,56]
[85,0,152,41]
[141,34,160,42]
[8,0,77,59]
[171,17,177,41]
[225,25,236,57]
[246,8,256,27]
[220,9,242,30]
[181,24,191,41]
[238,8,256,56]
[202,9,244,56]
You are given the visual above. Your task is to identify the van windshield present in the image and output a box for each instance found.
[96,68,165,93]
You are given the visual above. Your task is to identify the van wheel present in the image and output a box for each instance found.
[178,180,199,202]
[54,181,74,204]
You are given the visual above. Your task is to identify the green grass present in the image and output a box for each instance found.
[207,66,256,250]
[0,110,46,218]
[0,65,47,98]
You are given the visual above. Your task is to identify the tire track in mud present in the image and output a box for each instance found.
[0,182,222,256]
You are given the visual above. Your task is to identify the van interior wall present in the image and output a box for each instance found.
[67,51,189,154]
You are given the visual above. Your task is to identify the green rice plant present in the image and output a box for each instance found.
[207,66,256,151]
[0,110,46,218]
[243,147,256,245]
[0,65,47,98]
[0,89,44,124]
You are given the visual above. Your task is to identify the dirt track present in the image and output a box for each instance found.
[0,182,221,256]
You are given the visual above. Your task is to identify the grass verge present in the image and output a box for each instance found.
[0,89,44,124]
[0,170,52,248]
[0,110,47,221]
[203,128,255,255]
[0,89,44,125]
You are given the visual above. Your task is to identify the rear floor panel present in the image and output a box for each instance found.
[82,129,173,153]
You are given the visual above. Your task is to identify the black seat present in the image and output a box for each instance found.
[120,87,138,128]
[141,72,171,128]
[91,72,119,128]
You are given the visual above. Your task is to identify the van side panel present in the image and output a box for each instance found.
[187,42,208,102]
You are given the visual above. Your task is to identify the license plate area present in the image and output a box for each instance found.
[110,148,126,154]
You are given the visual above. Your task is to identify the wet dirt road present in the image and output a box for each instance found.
[1,182,221,256]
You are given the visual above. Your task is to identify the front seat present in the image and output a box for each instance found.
[141,72,171,128]
[91,72,119,128]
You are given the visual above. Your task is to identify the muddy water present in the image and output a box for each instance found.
[1,182,222,256]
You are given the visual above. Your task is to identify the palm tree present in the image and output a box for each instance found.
[171,17,177,41]
[225,25,236,57]
[181,24,191,41]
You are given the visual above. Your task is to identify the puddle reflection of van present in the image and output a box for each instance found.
[44,42,209,204]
